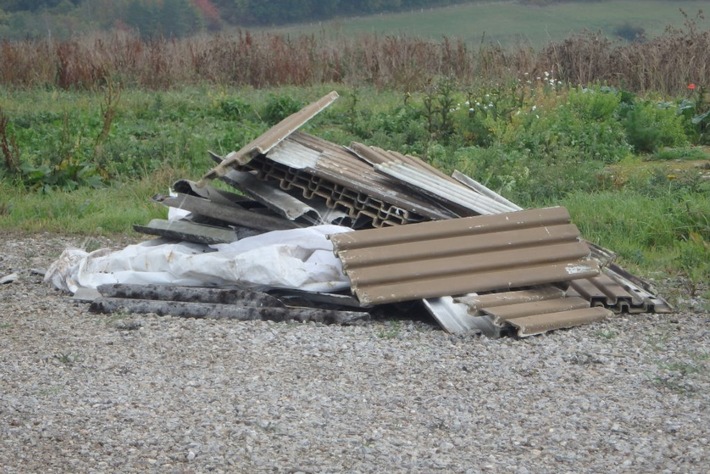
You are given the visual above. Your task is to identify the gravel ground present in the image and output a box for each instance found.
[1,232,709,473]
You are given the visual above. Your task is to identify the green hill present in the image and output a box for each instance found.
[259,0,709,48]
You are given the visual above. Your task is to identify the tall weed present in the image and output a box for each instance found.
[0,15,707,95]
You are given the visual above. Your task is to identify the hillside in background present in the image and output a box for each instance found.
[264,1,709,48]
[0,0,707,46]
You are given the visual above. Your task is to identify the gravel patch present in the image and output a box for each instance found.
[1,233,709,473]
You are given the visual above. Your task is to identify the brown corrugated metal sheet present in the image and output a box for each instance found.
[329,207,600,305]
[500,306,610,337]
[569,274,635,310]
[455,287,611,337]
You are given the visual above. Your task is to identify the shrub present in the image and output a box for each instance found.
[621,100,688,153]
[506,86,631,164]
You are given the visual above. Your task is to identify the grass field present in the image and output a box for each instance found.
[262,0,710,48]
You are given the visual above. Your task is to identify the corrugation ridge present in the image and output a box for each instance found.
[330,207,572,250]
[353,260,600,305]
[484,296,591,322]
[345,242,591,286]
[337,224,581,267]
[376,161,512,215]
[510,307,611,337]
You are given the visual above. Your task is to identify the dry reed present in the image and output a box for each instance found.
[0,22,707,94]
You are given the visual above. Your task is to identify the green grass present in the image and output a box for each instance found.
[652,146,710,161]
[0,174,171,234]
[260,1,710,48]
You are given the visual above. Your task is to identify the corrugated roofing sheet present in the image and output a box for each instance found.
[329,207,600,305]
[190,92,670,327]
[215,131,457,226]
[375,161,512,215]
[454,286,611,337]
[451,170,523,212]
[200,91,339,182]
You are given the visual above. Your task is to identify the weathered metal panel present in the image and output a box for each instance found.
[242,155,435,226]
[422,296,485,335]
[330,207,599,305]
[350,143,461,187]
[217,168,323,223]
[451,170,522,212]
[233,149,455,227]
[375,161,512,215]
[133,219,238,244]
[455,286,566,312]
[346,241,591,286]
[568,269,672,314]
[172,179,251,207]
[200,91,339,182]
[452,287,611,337]
[154,193,300,232]
[336,224,581,267]
[348,261,598,305]
[568,275,632,308]
[332,207,572,250]
[506,307,610,337]
[602,264,673,313]
[484,296,591,322]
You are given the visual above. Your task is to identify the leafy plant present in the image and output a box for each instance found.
[679,83,710,144]
[262,94,302,125]
[621,99,688,153]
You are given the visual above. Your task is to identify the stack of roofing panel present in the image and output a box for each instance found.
[329,207,612,336]
[135,90,671,337]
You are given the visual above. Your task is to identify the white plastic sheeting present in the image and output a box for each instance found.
[45,225,353,294]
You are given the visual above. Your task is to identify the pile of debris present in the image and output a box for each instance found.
[48,91,671,337]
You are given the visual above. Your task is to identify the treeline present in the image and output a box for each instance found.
[0,0,613,40]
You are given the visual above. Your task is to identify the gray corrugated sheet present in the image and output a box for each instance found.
[329,207,600,305]
[216,167,322,223]
[200,91,339,182]
[375,161,512,216]
[154,193,300,232]
[349,143,462,187]
[225,132,457,226]
[451,170,523,211]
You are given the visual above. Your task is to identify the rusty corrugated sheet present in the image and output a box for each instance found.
[329,207,600,305]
